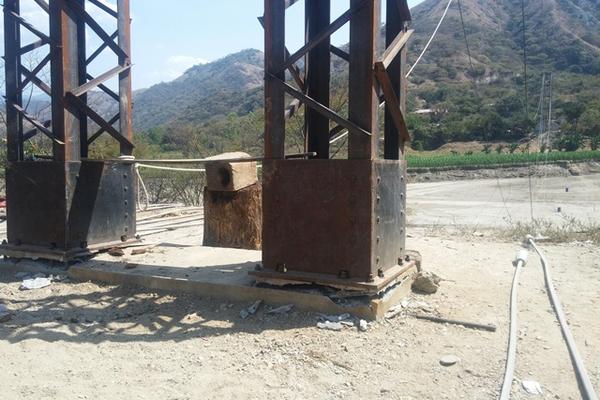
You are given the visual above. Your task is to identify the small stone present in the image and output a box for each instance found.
[412,271,441,294]
[439,355,461,366]
[358,319,368,332]
[108,247,125,257]
[317,321,343,331]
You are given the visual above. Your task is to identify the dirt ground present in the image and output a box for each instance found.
[0,176,599,400]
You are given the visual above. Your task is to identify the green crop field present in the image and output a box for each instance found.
[406,151,600,169]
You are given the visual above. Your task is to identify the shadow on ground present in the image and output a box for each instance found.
[0,262,318,345]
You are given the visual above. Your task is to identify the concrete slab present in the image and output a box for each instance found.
[67,243,417,320]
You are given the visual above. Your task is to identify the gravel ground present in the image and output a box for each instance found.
[1,229,598,400]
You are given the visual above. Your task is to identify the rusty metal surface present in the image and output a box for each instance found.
[5,161,135,256]
[373,160,407,273]
[262,159,406,283]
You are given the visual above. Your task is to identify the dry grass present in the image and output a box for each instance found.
[501,216,600,245]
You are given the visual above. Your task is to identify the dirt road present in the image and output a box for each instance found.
[0,175,599,399]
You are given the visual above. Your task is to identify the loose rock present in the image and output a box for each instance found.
[358,319,369,332]
[20,276,52,290]
[317,321,343,331]
[412,271,442,294]
[439,355,461,366]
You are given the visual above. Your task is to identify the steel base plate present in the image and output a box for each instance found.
[250,258,419,295]
[0,238,140,263]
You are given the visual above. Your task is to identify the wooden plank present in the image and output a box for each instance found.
[305,0,331,159]
[347,0,379,159]
[263,0,286,159]
[274,77,372,138]
[374,62,410,143]
[380,29,412,69]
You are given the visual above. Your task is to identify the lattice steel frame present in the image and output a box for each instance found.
[263,0,412,161]
[2,0,136,261]
[3,0,133,161]
[255,0,416,290]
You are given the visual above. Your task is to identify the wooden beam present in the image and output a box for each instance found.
[264,0,286,159]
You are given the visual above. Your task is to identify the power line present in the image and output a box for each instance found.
[457,0,474,72]
[406,0,454,78]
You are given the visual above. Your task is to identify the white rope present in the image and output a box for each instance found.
[406,0,454,78]
[136,163,206,173]
[135,164,150,211]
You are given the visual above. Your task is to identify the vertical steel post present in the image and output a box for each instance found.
[49,0,81,162]
[117,0,133,156]
[384,0,408,159]
[264,0,286,159]
[348,0,380,160]
[3,0,23,162]
[305,0,331,159]
[76,0,88,158]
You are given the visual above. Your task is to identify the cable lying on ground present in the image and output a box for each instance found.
[527,236,598,400]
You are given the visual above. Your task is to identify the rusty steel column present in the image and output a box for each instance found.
[117,0,133,156]
[3,0,23,162]
[2,0,137,262]
[305,0,331,159]
[49,0,81,161]
[348,0,380,160]
[384,0,410,159]
[76,0,89,158]
[264,0,286,159]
